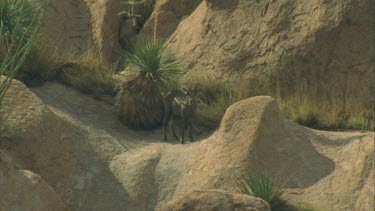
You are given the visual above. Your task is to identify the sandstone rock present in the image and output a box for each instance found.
[0,150,67,211]
[2,80,373,210]
[165,0,374,102]
[0,80,128,210]
[159,189,271,211]
[139,0,201,42]
[42,0,126,61]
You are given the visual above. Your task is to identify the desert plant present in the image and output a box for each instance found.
[183,77,261,130]
[136,0,155,27]
[0,0,35,54]
[0,0,50,104]
[116,40,180,130]
[119,0,155,28]
[237,174,288,210]
[17,40,63,85]
[59,48,116,96]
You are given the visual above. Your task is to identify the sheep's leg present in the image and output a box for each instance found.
[188,121,194,142]
[163,121,168,142]
[162,109,171,142]
[171,117,179,140]
[180,119,187,144]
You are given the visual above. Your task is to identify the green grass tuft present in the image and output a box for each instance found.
[237,175,288,210]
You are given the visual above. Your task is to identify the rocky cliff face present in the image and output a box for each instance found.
[42,0,125,61]
[42,0,373,102]
[162,0,373,100]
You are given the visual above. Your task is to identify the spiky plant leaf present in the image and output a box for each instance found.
[237,174,287,210]
[116,41,180,130]
[0,0,50,105]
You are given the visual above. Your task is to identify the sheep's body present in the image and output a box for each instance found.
[163,87,198,144]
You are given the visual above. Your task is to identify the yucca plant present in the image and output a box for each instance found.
[0,0,50,105]
[237,174,288,210]
[116,40,180,130]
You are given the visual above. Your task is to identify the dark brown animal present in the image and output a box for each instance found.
[163,85,199,144]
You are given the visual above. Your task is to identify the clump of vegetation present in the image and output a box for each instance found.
[115,40,180,130]
[17,41,63,85]
[184,76,374,132]
[183,77,265,130]
[0,0,49,103]
[237,175,289,210]
[276,80,374,131]
[59,48,116,97]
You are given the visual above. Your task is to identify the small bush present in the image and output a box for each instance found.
[17,41,63,85]
[0,0,49,103]
[59,48,116,96]
[237,175,288,210]
[183,77,264,130]
[184,76,373,132]
[115,40,180,130]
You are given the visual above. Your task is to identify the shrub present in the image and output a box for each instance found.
[115,40,180,130]
[0,0,49,104]
[184,76,373,132]
[183,77,261,130]
[17,41,63,86]
[59,48,116,97]
[237,175,288,210]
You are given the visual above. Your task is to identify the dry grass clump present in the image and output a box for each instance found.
[184,76,374,132]
[276,80,374,131]
[183,77,256,130]
[59,48,116,96]
[18,42,117,97]
[18,41,63,85]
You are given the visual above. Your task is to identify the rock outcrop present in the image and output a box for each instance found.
[139,0,201,42]
[159,189,271,211]
[163,0,374,102]
[42,0,126,61]
[0,150,66,211]
[1,81,373,210]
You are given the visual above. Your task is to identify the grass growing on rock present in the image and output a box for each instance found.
[18,41,63,85]
[237,175,288,210]
[60,48,116,97]
[184,76,374,132]
[183,77,263,130]
[18,43,117,97]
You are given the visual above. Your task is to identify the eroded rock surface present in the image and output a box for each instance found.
[1,81,373,210]
[159,189,271,211]
[0,150,66,211]
[165,0,374,102]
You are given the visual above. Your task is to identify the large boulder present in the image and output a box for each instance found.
[42,0,126,61]
[110,96,374,210]
[159,189,271,211]
[0,80,127,210]
[1,80,373,210]
[0,150,67,211]
[165,0,374,102]
[139,0,201,42]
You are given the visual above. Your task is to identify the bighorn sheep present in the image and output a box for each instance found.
[163,85,199,144]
